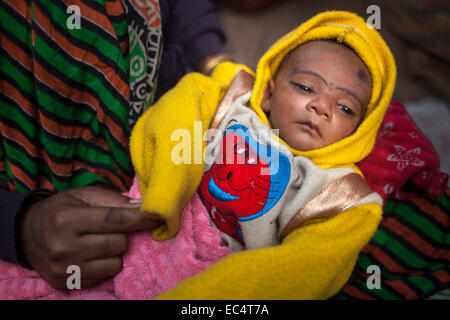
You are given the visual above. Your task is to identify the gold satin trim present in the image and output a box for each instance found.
[207,70,255,141]
[280,173,373,240]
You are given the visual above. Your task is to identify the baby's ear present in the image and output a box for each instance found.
[261,79,274,112]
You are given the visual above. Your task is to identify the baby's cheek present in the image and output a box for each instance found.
[333,120,359,141]
[278,126,299,149]
[347,118,362,135]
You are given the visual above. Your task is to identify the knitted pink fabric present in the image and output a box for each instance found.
[0,185,231,300]
[114,189,232,299]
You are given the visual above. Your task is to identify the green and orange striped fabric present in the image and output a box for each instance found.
[341,189,449,299]
[0,0,133,194]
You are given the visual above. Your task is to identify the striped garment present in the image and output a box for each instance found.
[341,189,450,300]
[0,0,150,194]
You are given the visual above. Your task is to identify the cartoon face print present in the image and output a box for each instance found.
[199,124,290,244]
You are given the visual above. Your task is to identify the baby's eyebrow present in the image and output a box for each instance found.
[291,67,364,110]
[290,68,328,86]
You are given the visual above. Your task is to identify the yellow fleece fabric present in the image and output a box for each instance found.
[130,62,252,239]
[129,11,396,299]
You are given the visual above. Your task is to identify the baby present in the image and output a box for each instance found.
[197,39,377,250]
[129,11,397,299]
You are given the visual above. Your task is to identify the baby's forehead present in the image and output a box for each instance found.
[287,40,360,64]
[281,40,371,82]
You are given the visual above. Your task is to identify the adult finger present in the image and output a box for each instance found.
[80,257,123,279]
[74,206,162,234]
[71,186,141,208]
[78,233,129,261]
[75,257,123,289]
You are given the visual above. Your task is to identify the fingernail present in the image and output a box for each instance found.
[128,198,143,207]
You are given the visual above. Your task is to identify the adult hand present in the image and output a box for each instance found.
[18,186,160,290]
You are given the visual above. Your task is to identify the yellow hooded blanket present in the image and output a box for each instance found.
[130,11,396,299]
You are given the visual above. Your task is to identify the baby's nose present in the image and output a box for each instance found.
[307,96,332,119]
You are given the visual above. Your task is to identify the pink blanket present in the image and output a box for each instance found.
[0,192,231,300]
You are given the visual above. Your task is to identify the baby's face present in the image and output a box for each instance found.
[261,40,372,151]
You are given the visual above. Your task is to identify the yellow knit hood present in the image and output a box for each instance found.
[249,11,397,169]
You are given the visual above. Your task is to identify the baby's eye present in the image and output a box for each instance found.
[291,82,313,94]
[338,105,355,116]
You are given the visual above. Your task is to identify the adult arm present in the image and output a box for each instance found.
[156,0,226,98]
[0,189,30,264]
[169,0,226,69]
